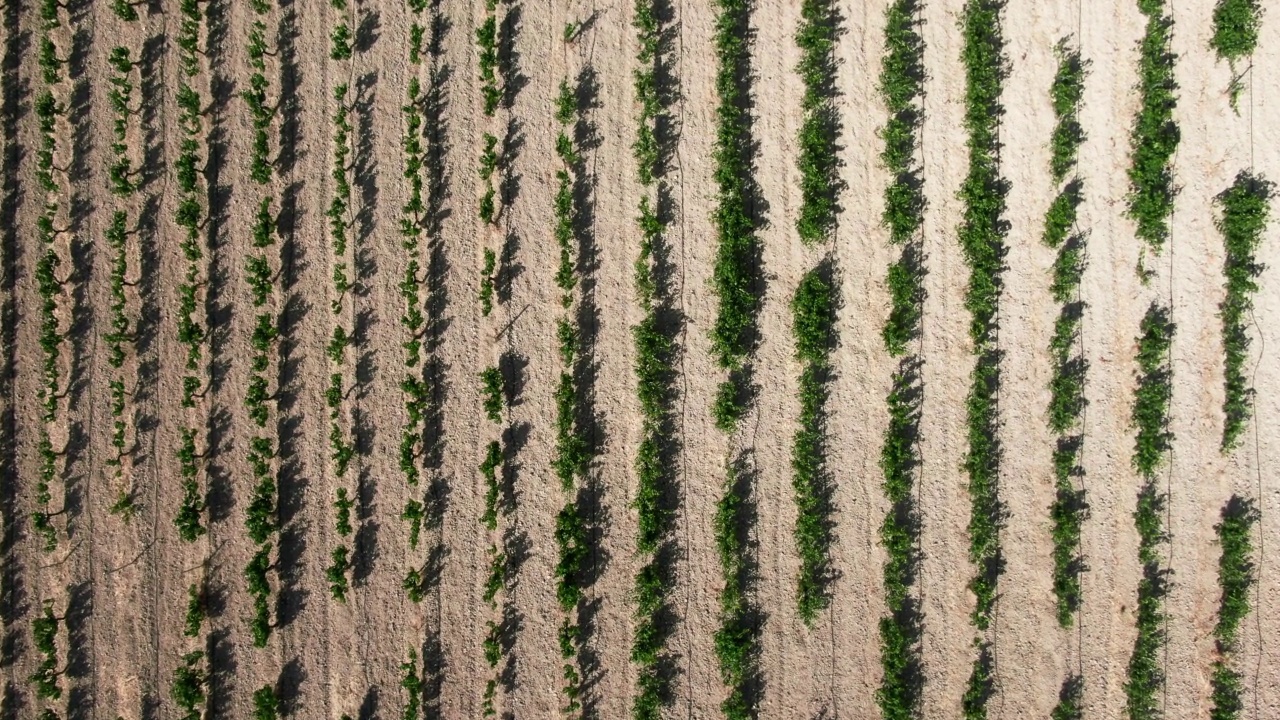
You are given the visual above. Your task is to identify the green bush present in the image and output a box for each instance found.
[1215,171,1273,451]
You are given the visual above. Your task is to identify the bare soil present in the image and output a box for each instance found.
[1,0,1278,718]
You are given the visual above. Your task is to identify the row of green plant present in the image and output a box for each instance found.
[243,0,281,653]
[629,2,680,717]
[789,0,842,629]
[475,0,504,312]
[1124,303,1174,720]
[875,2,926,712]
[958,3,1008,716]
[105,37,143,520]
[31,0,71,556]
[398,0,438,610]
[1043,40,1090,630]
[1127,0,1179,261]
[876,2,926,717]
[713,457,759,720]
[709,3,762,717]
[170,0,212,576]
[709,0,762,431]
[1209,496,1259,720]
[1210,0,1262,111]
[1215,171,1273,451]
[323,2,359,601]
[794,0,841,245]
[790,268,837,624]
[172,573,211,719]
[550,60,592,716]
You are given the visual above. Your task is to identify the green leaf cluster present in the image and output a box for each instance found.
[708,0,762,431]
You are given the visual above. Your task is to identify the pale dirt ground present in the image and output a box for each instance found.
[2,0,1278,718]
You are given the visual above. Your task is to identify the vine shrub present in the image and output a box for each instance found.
[1214,171,1273,451]
[1209,0,1262,110]
[709,0,762,431]
[790,268,837,623]
[1209,496,1259,720]
[876,2,925,717]
[794,0,841,244]
[1127,0,1179,259]
[1124,303,1174,720]
[1043,40,1090,629]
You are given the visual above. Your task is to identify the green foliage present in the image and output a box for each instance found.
[183,583,205,637]
[326,545,351,601]
[252,685,280,720]
[111,0,140,21]
[330,23,353,60]
[1051,676,1084,720]
[630,6,680,713]
[476,10,499,116]
[480,366,504,423]
[334,487,354,536]
[553,503,588,611]
[794,0,842,244]
[1213,496,1259,652]
[175,428,205,542]
[400,650,423,720]
[1126,0,1179,254]
[479,248,496,316]
[480,440,502,530]
[1215,171,1273,451]
[482,547,505,606]
[961,645,994,720]
[245,437,277,543]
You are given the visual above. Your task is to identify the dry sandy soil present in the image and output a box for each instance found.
[1,0,1278,718]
